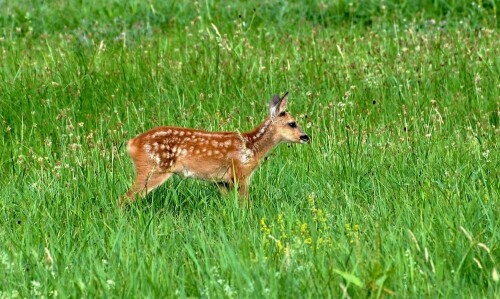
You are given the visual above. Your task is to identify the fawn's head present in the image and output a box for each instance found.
[268,92,310,144]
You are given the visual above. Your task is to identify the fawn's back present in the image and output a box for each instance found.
[127,127,252,182]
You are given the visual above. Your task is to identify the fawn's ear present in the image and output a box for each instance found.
[269,92,289,118]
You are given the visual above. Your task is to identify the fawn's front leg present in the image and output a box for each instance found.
[219,176,250,205]
[216,180,248,197]
[216,182,231,195]
[236,177,251,207]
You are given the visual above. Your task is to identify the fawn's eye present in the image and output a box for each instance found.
[288,122,297,128]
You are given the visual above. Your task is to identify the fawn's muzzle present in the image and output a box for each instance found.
[300,135,310,143]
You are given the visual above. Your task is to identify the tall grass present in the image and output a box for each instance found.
[1,0,499,297]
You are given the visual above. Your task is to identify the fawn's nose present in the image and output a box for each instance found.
[300,135,310,143]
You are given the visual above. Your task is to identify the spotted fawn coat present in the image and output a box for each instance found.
[121,92,309,205]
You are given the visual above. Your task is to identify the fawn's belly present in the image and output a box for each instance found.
[175,161,233,182]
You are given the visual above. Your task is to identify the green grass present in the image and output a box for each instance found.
[1,0,499,297]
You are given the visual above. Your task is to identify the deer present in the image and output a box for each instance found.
[120,92,310,206]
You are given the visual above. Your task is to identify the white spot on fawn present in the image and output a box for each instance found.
[182,169,194,177]
[153,131,169,138]
[240,148,253,164]
[254,120,271,139]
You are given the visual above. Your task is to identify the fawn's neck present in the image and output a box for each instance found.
[243,117,280,159]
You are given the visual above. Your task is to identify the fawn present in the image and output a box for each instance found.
[121,92,309,205]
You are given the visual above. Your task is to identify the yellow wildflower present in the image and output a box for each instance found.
[301,223,308,235]
[277,240,283,253]
[260,218,271,235]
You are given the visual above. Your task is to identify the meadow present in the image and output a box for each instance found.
[0,0,499,297]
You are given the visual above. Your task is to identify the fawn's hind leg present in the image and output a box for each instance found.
[120,171,173,206]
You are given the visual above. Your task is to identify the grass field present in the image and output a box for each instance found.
[1,0,499,298]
